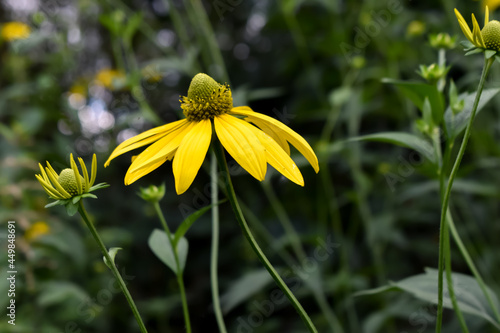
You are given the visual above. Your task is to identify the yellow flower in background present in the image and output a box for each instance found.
[455,6,500,51]
[142,65,162,83]
[406,20,426,37]
[1,22,31,41]
[95,69,126,90]
[105,73,319,195]
[25,221,50,242]
[484,0,500,13]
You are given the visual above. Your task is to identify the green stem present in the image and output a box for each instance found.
[433,128,468,332]
[213,142,318,333]
[261,181,344,332]
[435,56,494,332]
[152,202,192,333]
[77,202,148,333]
[186,0,230,83]
[210,152,227,332]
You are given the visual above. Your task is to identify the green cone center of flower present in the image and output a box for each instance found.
[482,20,500,51]
[180,73,233,121]
[58,169,85,196]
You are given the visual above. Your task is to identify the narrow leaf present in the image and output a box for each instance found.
[103,247,122,269]
[348,132,435,163]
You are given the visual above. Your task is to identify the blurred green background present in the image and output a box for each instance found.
[2,0,500,332]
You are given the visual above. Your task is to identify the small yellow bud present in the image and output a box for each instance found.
[58,169,85,196]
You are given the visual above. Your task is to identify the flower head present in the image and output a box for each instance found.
[36,154,108,215]
[1,22,31,41]
[455,6,500,54]
[105,73,319,195]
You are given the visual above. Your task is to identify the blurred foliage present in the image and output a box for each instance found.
[2,0,500,332]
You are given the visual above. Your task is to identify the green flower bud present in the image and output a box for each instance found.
[482,20,500,51]
[138,184,166,203]
[58,169,85,196]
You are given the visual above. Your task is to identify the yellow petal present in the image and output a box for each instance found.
[35,174,64,199]
[38,163,50,183]
[129,120,194,173]
[243,116,290,154]
[231,107,319,173]
[472,13,486,48]
[124,153,174,185]
[78,157,90,191]
[44,163,71,199]
[485,6,490,26]
[214,114,267,182]
[104,119,187,167]
[246,124,304,186]
[70,154,83,194]
[90,153,97,187]
[454,9,474,44]
[172,119,212,194]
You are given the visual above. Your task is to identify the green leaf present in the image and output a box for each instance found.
[123,12,143,46]
[465,48,484,56]
[72,196,81,204]
[38,281,89,306]
[356,268,500,329]
[44,200,61,208]
[486,50,497,59]
[103,247,122,269]
[148,229,188,274]
[65,202,79,216]
[81,193,98,199]
[422,97,433,128]
[348,132,435,163]
[444,88,500,138]
[382,79,445,124]
[220,269,274,314]
[173,200,226,246]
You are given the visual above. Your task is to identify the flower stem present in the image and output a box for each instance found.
[435,56,494,332]
[213,141,318,333]
[210,151,227,332]
[77,202,148,333]
[152,202,192,333]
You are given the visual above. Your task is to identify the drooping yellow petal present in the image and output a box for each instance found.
[172,119,212,194]
[245,123,304,186]
[472,13,486,47]
[129,120,194,173]
[231,106,319,173]
[125,153,174,185]
[485,6,490,26]
[214,114,267,182]
[454,9,474,44]
[245,117,290,155]
[104,119,187,167]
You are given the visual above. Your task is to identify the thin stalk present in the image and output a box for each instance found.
[78,202,148,333]
[186,0,230,83]
[213,142,318,333]
[261,181,344,332]
[447,209,500,322]
[435,56,494,332]
[153,202,192,333]
[210,152,227,333]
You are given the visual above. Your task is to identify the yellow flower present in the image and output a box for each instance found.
[95,69,126,90]
[36,154,98,200]
[484,0,500,13]
[1,22,31,41]
[25,221,50,242]
[105,73,319,195]
[406,20,426,37]
[455,6,500,51]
